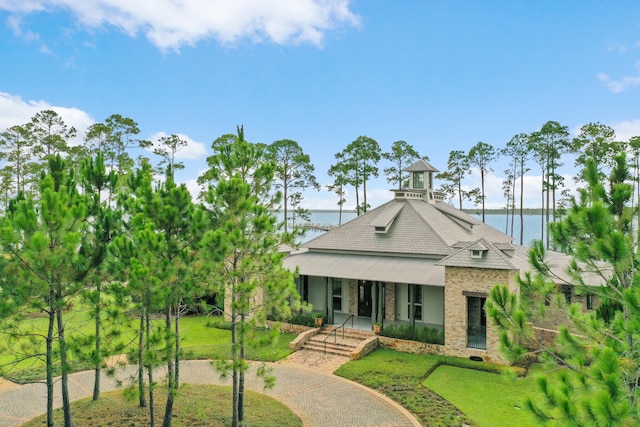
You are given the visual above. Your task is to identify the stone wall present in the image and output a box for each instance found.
[444,266,514,364]
[351,336,379,360]
[378,336,446,356]
[266,320,313,334]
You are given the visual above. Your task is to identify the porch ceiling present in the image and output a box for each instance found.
[283,252,445,286]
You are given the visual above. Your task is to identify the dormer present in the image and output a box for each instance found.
[468,242,488,259]
[393,159,440,203]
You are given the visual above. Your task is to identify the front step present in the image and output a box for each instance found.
[300,327,375,357]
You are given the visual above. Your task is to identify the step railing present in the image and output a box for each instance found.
[322,314,354,354]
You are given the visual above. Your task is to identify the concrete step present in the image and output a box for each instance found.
[321,327,375,341]
[302,341,354,357]
[307,337,359,351]
[309,334,362,347]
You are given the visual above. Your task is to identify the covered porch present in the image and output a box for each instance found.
[285,251,446,332]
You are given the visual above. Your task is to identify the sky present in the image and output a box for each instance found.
[1,0,640,210]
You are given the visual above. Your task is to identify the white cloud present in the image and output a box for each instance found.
[0,92,94,145]
[148,131,208,160]
[6,15,39,41]
[597,61,640,93]
[1,0,360,50]
[612,119,640,141]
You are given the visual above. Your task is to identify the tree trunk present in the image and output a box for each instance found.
[519,160,525,246]
[146,307,155,427]
[363,169,367,214]
[46,304,55,427]
[92,281,102,401]
[175,304,180,386]
[231,306,239,427]
[546,160,552,249]
[238,312,246,423]
[283,182,288,233]
[162,306,175,427]
[481,170,486,223]
[510,165,516,238]
[138,315,147,408]
[540,169,545,243]
[57,304,74,427]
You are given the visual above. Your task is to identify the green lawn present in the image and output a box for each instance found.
[336,348,545,427]
[424,365,540,427]
[23,384,302,427]
[0,312,295,383]
[335,348,476,427]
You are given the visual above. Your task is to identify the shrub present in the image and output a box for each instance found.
[267,311,316,327]
[380,324,445,345]
[205,316,232,330]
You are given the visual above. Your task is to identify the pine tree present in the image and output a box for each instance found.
[487,154,640,426]
[199,127,300,427]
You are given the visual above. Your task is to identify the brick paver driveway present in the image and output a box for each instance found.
[0,358,420,426]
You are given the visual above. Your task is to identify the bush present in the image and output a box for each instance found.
[267,311,316,327]
[205,316,232,330]
[380,324,445,345]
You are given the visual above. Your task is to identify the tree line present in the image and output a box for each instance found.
[0,111,303,427]
[436,121,640,248]
[487,151,640,425]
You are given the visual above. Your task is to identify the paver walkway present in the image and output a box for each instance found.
[0,352,420,427]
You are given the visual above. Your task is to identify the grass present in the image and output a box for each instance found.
[424,365,540,427]
[336,348,537,427]
[1,313,295,383]
[335,348,476,427]
[22,384,302,427]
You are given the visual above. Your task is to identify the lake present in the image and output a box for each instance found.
[279,210,545,245]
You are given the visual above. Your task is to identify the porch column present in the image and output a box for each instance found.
[377,283,385,325]
[326,277,334,324]
[409,284,415,328]
[372,282,378,325]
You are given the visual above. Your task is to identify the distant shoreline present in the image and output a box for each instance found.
[274,209,545,215]
[462,208,546,215]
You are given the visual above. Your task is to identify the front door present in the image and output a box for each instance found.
[358,280,372,317]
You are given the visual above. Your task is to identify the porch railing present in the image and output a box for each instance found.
[323,314,354,354]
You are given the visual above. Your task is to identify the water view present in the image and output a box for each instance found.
[280,210,546,245]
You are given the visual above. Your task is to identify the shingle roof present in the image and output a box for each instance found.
[303,197,512,257]
[403,158,439,173]
[282,251,445,286]
[435,238,517,270]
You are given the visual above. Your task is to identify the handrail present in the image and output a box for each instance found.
[322,314,354,354]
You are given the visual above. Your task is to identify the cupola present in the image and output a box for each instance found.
[392,159,439,204]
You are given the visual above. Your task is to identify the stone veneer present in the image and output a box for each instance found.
[384,282,396,320]
[348,279,358,315]
[444,266,515,364]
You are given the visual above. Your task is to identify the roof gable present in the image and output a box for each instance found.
[404,158,439,173]
[436,238,517,270]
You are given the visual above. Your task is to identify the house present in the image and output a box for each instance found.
[282,159,599,363]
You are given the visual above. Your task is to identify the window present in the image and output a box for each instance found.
[471,249,483,259]
[408,284,422,321]
[586,294,594,310]
[413,172,424,189]
[332,278,342,312]
[467,296,487,350]
[560,285,572,304]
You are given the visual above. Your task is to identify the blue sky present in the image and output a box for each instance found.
[1,0,639,209]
